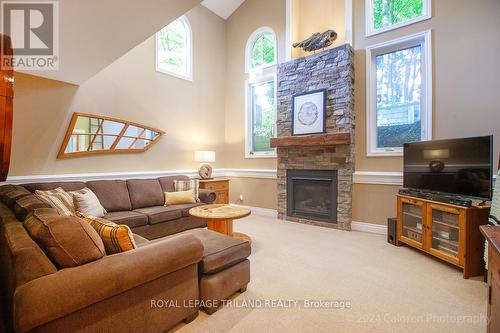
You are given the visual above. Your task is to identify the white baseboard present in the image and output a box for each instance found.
[230,204,278,218]
[231,204,387,236]
[351,221,387,235]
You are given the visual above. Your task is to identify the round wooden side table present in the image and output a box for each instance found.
[189,204,252,243]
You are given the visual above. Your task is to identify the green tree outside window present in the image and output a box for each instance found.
[157,17,190,77]
[251,33,276,69]
[373,0,424,30]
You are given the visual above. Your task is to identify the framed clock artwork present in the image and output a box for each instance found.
[291,89,326,136]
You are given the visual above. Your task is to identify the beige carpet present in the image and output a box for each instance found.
[174,215,487,333]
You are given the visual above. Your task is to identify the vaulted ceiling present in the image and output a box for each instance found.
[201,0,246,20]
[21,0,202,85]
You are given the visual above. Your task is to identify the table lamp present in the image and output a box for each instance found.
[195,151,215,179]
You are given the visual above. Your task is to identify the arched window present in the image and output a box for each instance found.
[245,27,277,72]
[156,16,192,80]
[245,27,277,158]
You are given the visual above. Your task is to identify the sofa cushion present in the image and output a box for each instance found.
[134,206,182,225]
[132,217,207,240]
[86,180,132,212]
[22,182,86,193]
[0,184,18,195]
[171,202,205,217]
[24,208,106,268]
[103,211,148,228]
[126,179,164,209]
[179,228,251,274]
[158,175,190,193]
[1,187,32,210]
[13,194,52,221]
[76,212,137,254]
[133,233,150,247]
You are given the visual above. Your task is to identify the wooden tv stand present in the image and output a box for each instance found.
[396,194,490,278]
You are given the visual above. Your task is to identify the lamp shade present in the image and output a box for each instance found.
[194,150,215,163]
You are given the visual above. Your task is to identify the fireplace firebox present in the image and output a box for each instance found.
[287,169,338,224]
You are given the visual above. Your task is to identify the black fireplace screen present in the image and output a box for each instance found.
[287,169,338,223]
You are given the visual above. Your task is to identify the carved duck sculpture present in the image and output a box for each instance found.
[293,30,338,52]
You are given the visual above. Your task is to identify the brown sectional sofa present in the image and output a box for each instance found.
[0,176,251,332]
[21,175,216,240]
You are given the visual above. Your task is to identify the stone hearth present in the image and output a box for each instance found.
[275,44,355,230]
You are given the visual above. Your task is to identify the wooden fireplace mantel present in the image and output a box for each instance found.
[270,133,350,148]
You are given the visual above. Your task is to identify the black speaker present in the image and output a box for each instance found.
[387,218,397,245]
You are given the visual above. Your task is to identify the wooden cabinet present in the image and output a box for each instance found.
[0,34,13,181]
[397,195,489,278]
[199,179,229,204]
[481,226,500,333]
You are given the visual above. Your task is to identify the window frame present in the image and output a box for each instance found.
[245,26,277,73]
[155,15,193,81]
[365,0,432,37]
[365,30,433,157]
[245,71,278,159]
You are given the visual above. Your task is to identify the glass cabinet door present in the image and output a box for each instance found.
[401,200,424,247]
[429,205,461,262]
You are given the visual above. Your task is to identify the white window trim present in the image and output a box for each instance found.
[245,71,278,159]
[245,26,277,73]
[365,0,432,37]
[365,30,433,157]
[155,15,193,81]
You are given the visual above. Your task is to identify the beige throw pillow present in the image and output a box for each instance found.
[35,188,75,216]
[164,189,197,206]
[174,179,200,202]
[71,188,106,217]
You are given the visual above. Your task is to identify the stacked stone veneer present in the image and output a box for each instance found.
[276,44,355,230]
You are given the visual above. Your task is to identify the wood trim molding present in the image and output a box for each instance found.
[219,169,277,179]
[353,171,403,186]
[351,221,387,235]
[2,168,277,184]
[3,169,494,186]
[230,204,278,218]
[231,204,387,235]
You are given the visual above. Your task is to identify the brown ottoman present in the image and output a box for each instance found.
[180,228,251,314]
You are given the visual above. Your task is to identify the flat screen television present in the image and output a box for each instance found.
[403,136,493,200]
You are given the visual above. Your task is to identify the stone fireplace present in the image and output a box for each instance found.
[271,44,355,230]
[287,169,338,224]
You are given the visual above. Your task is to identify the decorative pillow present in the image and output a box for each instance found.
[164,189,197,206]
[71,188,107,217]
[76,212,137,254]
[13,194,52,221]
[35,188,74,216]
[24,208,106,268]
[174,179,200,202]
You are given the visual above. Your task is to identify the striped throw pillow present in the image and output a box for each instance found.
[174,179,200,202]
[71,188,106,217]
[76,212,136,254]
[35,188,75,216]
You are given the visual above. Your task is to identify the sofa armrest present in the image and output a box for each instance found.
[13,234,203,333]
[199,189,216,204]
